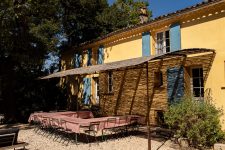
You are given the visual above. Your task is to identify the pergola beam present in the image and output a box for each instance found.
[40,49,215,80]
[146,61,151,150]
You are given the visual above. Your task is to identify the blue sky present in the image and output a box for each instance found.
[108,0,203,18]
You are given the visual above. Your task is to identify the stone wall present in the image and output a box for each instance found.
[99,54,214,125]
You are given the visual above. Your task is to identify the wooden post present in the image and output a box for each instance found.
[114,69,127,115]
[146,62,151,150]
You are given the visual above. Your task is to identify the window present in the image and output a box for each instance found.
[108,71,113,93]
[156,30,170,54]
[155,110,165,125]
[154,71,163,87]
[93,77,99,104]
[192,68,204,97]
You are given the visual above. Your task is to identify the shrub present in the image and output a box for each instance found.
[164,96,225,148]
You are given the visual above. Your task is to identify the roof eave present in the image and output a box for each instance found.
[71,0,224,51]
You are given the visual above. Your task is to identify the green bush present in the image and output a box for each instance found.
[164,96,225,148]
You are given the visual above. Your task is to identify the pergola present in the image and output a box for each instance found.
[41,48,215,79]
[41,48,215,150]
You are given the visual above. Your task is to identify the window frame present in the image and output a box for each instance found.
[155,30,170,55]
[191,67,204,98]
[108,71,113,93]
[93,77,100,104]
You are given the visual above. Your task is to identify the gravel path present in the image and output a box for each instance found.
[18,128,180,150]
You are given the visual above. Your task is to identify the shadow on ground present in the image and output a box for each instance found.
[0,124,181,149]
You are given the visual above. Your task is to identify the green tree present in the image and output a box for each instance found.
[96,0,152,35]
[60,0,151,47]
[0,0,64,122]
[60,0,108,47]
[0,0,152,122]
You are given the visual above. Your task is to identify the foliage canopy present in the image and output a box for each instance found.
[0,0,151,122]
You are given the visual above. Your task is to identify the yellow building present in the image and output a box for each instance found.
[56,0,225,128]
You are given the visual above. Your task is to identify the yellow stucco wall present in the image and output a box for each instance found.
[103,35,143,63]
[181,12,225,128]
[73,35,145,105]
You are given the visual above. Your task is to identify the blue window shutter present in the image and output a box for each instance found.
[170,23,181,52]
[74,53,81,68]
[87,48,92,66]
[167,67,184,104]
[83,78,91,104]
[142,32,151,56]
[98,46,104,64]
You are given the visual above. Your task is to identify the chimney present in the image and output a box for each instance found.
[139,6,148,23]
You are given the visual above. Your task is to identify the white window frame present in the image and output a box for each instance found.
[155,30,170,55]
[191,67,204,99]
[95,78,99,104]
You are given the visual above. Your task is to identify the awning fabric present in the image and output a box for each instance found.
[40,48,215,79]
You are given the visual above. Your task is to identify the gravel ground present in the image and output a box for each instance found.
[17,128,180,150]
